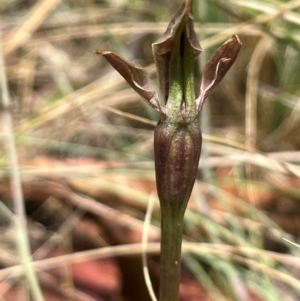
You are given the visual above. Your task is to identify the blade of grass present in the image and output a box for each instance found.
[142,193,158,301]
[245,34,273,149]
[201,0,300,49]
[0,29,44,301]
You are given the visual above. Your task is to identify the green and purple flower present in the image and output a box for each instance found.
[97,1,241,300]
[97,0,240,212]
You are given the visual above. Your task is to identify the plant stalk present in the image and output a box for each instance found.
[159,207,185,301]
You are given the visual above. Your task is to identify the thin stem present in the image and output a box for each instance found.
[159,208,185,301]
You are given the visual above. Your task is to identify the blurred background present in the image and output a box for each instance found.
[1,0,300,300]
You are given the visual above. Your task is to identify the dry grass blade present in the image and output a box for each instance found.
[97,103,157,126]
[3,0,61,56]
[1,242,300,288]
[142,194,158,301]
[15,73,126,134]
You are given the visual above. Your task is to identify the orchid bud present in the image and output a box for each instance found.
[154,120,202,213]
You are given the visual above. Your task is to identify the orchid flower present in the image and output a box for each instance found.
[97,1,241,300]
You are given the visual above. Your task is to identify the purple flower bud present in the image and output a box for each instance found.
[154,119,202,211]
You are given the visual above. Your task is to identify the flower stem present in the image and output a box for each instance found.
[159,207,185,301]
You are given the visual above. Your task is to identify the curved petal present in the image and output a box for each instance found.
[197,35,242,112]
[96,51,162,112]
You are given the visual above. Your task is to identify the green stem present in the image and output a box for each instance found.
[159,207,185,301]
